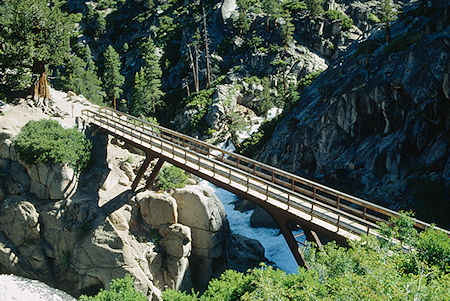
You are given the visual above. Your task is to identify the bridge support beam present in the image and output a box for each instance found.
[131,152,155,191]
[271,212,309,269]
[145,158,165,190]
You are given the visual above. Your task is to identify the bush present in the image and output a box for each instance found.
[416,227,450,272]
[163,213,450,301]
[79,274,147,301]
[155,165,188,191]
[237,116,280,157]
[353,39,381,57]
[14,119,91,172]
[298,70,323,89]
[324,9,353,30]
[384,31,422,54]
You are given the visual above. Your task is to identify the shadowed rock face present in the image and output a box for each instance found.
[257,11,449,226]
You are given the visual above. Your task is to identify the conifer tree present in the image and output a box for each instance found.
[102,45,124,110]
[0,0,74,100]
[377,0,399,43]
[131,37,164,116]
[305,0,324,18]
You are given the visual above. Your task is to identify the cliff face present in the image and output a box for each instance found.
[256,3,450,226]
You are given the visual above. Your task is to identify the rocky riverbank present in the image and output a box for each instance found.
[0,92,266,299]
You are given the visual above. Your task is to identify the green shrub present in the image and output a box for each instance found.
[163,213,450,301]
[237,116,280,157]
[14,119,91,172]
[416,227,450,272]
[353,39,381,57]
[384,31,422,54]
[155,165,188,191]
[298,70,323,89]
[324,9,353,30]
[79,274,147,301]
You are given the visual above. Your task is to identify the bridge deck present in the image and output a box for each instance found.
[81,107,449,264]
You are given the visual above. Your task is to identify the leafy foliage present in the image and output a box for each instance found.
[384,31,422,53]
[324,9,354,30]
[163,213,450,301]
[155,165,189,191]
[79,274,147,301]
[0,0,74,92]
[298,70,323,89]
[53,46,105,105]
[14,119,91,172]
[181,88,215,133]
[102,45,124,107]
[237,116,280,157]
[305,0,324,18]
[132,37,164,116]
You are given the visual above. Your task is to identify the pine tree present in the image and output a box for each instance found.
[131,37,164,116]
[377,0,399,43]
[0,0,74,100]
[305,0,324,18]
[103,45,124,110]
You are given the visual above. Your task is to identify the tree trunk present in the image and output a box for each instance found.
[203,8,211,89]
[385,23,391,43]
[32,60,51,101]
[113,94,117,110]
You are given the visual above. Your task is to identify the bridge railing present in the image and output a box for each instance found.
[82,107,449,236]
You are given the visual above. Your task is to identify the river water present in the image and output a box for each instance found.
[200,182,301,274]
[0,274,75,301]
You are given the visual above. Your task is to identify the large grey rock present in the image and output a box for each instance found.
[120,161,135,181]
[172,185,230,289]
[172,185,229,258]
[4,162,30,195]
[228,234,266,272]
[205,84,242,131]
[221,0,237,20]
[257,25,450,220]
[0,201,40,246]
[137,191,178,227]
[250,206,278,228]
[159,224,191,258]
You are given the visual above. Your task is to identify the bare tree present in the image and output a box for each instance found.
[202,7,211,88]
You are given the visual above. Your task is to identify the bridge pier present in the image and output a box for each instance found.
[132,152,155,191]
[145,158,165,190]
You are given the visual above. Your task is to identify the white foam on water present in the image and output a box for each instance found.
[200,181,301,274]
[0,274,75,301]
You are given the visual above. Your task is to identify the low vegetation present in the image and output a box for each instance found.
[79,274,147,301]
[14,119,91,172]
[163,213,450,300]
[155,165,189,191]
[88,214,449,301]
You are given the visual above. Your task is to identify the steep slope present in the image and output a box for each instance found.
[256,2,450,226]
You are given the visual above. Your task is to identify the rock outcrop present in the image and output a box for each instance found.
[172,185,230,289]
[0,133,78,200]
[257,4,450,226]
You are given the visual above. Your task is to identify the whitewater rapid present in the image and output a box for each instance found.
[200,181,301,274]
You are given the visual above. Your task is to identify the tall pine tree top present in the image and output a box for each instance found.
[103,45,124,109]
[0,0,74,95]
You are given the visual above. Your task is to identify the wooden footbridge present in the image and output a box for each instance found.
[81,107,449,267]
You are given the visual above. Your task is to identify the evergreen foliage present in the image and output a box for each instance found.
[155,165,189,191]
[102,45,124,109]
[324,9,354,30]
[14,119,91,172]
[163,213,450,300]
[79,274,146,301]
[0,0,74,95]
[54,46,104,105]
[131,37,164,116]
[305,0,324,18]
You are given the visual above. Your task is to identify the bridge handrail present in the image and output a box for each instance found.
[83,107,449,235]
[82,109,383,237]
